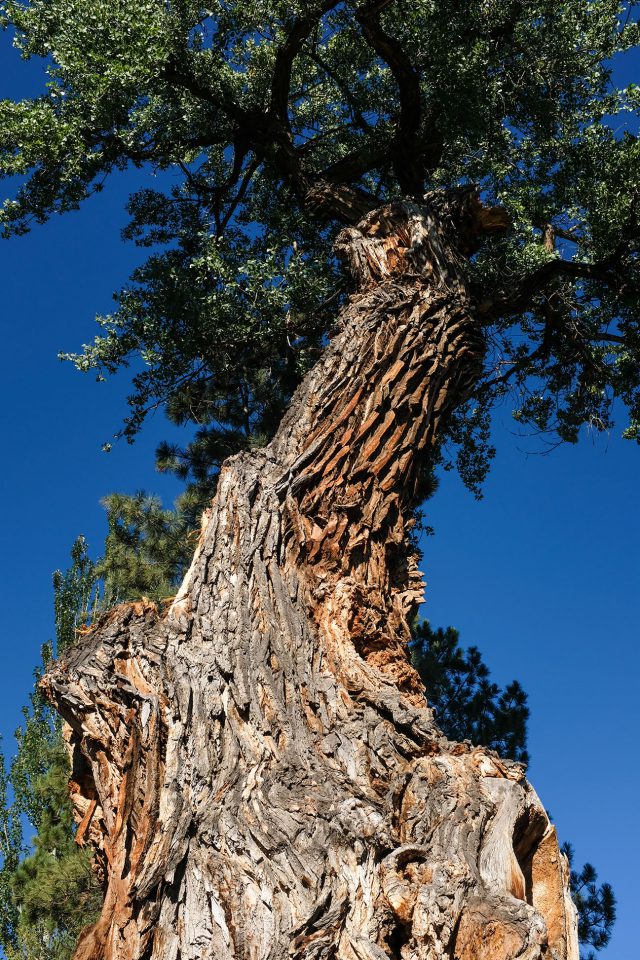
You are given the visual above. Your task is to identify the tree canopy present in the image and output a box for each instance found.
[1,0,639,505]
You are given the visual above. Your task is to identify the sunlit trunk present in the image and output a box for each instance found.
[43,195,578,960]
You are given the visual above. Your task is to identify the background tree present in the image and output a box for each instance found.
[411,621,530,764]
[411,622,615,960]
[1,2,638,959]
[0,539,103,960]
[97,493,193,604]
[561,846,616,960]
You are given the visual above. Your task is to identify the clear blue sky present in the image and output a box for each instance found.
[1,27,638,960]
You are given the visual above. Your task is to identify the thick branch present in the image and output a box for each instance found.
[268,3,386,219]
[270,2,341,132]
[588,331,627,343]
[319,143,390,184]
[356,0,429,195]
[160,58,308,202]
[162,44,379,223]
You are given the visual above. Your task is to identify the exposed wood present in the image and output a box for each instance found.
[42,191,577,960]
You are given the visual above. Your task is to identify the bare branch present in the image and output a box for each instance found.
[587,331,628,344]
[532,219,585,247]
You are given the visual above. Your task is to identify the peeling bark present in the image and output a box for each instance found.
[42,191,579,960]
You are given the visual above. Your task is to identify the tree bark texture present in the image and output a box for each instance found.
[43,195,579,960]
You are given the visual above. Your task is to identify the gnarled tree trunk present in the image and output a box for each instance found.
[42,193,579,960]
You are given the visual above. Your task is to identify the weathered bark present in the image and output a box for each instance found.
[42,193,579,960]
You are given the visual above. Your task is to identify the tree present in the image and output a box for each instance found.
[411,623,616,960]
[0,539,103,960]
[411,622,530,764]
[561,846,616,960]
[96,492,193,605]
[0,594,615,959]
[2,2,639,958]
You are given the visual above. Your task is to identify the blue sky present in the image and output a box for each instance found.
[1,23,639,960]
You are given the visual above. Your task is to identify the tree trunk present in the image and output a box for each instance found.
[42,194,579,960]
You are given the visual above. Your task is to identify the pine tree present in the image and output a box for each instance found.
[0,750,21,949]
[561,845,616,960]
[0,539,103,960]
[412,621,616,960]
[97,492,193,604]
[411,621,529,764]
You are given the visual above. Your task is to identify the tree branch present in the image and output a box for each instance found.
[218,158,260,234]
[162,11,380,223]
[588,331,627,344]
[161,61,244,122]
[270,2,342,132]
[306,49,373,134]
[478,246,632,320]
[356,0,433,195]
[318,143,390,184]
[267,2,385,220]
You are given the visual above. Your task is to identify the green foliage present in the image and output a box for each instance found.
[0,539,103,960]
[411,620,529,763]
[97,491,194,603]
[562,843,617,960]
[7,741,101,960]
[53,535,100,656]
[73,190,335,495]
[0,751,21,948]
[1,0,638,500]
